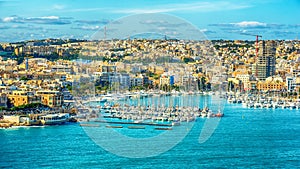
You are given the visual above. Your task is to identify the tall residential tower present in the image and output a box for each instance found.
[252,41,276,81]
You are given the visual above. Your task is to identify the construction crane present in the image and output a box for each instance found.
[244,34,262,75]
[240,33,262,77]
[254,35,262,77]
[240,33,262,57]
[255,35,262,58]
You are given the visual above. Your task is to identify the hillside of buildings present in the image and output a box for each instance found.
[0,39,299,110]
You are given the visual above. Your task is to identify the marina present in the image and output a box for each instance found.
[76,93,226,129]
[3,91,300,129]
[226,92,300,109]
[0,93,226,128]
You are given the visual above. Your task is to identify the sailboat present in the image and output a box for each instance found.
[215,83,224,117]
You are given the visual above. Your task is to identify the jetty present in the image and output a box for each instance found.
[94,120,173,127]
[106,125,123,128]
[79,123,100,127]
[155,127,173,130]
[128,126,145,129]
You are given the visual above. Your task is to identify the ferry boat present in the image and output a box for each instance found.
[40,113,70,125]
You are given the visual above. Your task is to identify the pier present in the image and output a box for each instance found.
[93,120,173,127]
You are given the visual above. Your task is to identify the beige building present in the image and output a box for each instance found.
[257,76,285,91]
[160,75,174,86]
[36,91,63,108]
[8,91,40,107]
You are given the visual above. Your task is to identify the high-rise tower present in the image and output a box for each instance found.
[252,41,276,81]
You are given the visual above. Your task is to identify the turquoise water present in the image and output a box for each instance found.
[1,102,300,168]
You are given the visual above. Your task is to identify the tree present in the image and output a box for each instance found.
[214,45,220,50]
[10,103,44,111]
[20,76,30,81]
[183,57,194,63]
[200,77,206,90]
[16,57,24,64]
[66,84,72,92]
[0,107,9,111]
[171,85,180,91]
[207,83,211,90]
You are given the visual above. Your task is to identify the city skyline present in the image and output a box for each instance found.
[0,0,300,42]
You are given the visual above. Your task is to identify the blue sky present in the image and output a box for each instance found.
[0,0,300,42]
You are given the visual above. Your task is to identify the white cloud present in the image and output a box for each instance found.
[3,16,17,22]
[27,16,60,20]
[74,19,110,25]
[1,15,72,25]
[209,21,284,29]
[200,29,208,32]
[72,25,100,31]
[233,21,267,27]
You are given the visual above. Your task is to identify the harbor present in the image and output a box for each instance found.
[3,89,300,129]
[1,103,299,168]
[0,92,225,128]
[74,92,225,129]
[226,92,300,109]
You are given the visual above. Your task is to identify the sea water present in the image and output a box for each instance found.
[1,96,299,168]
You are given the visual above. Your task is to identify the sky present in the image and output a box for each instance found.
[0,0,300,42]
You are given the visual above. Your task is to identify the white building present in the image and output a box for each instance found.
[130,76,143,87]
[286,76,296,92]
[236,74,251,90]
[119,73,131,89]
